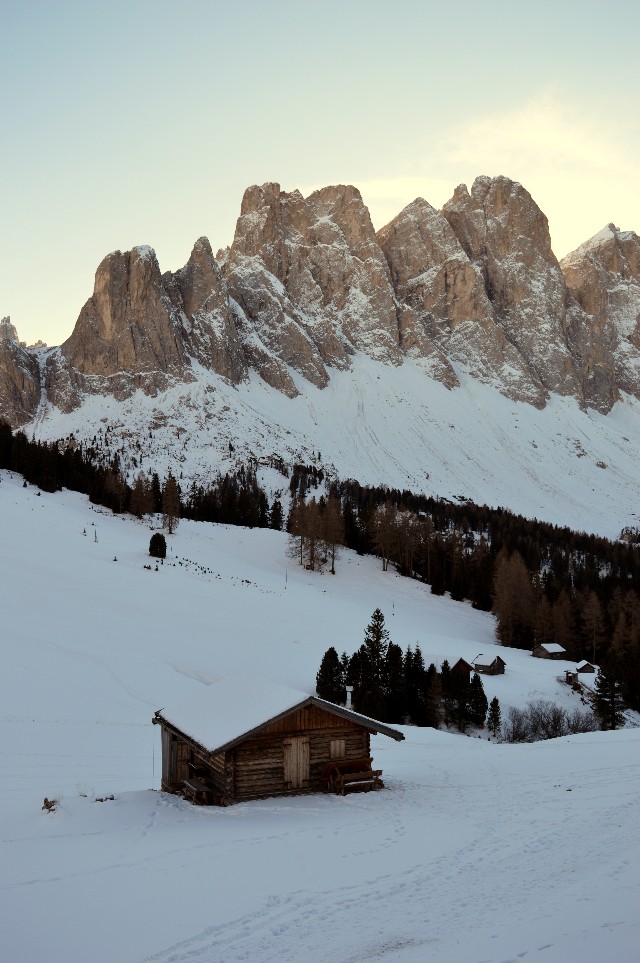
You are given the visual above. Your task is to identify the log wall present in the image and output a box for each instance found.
[231,723,369,802]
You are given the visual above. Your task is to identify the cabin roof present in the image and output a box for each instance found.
[153,678,405,755]
[452,658,473,671]
[537,643,567,653]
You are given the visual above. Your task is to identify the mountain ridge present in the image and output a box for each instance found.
[1,175,639,537]
[2,174,639,426]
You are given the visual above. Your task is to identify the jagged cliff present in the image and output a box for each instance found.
[1,176,639,427]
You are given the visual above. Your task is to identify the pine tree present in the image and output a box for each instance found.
[372,502,397,572]
[405,646,427,725]
[581,590,605,665]
[162,472,181,534]
[361,609,389,683]
[440,659,455,725]
[492,548,535,648]
[424,663,442,729]
[150,472,162,514]
[383,642,406,722]
[322,496,345,575]
[487,696,502,737]
[468,672,489,727]
[356,609,390,718]
[315,647,346,704]
[592,661,625,730]
[450,668,471,732]
[130,471,152,519]
[269,498,284,531]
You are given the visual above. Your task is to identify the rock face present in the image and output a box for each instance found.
[441,177,581,402]
[0,176,638,428]
[1,317,21,343]
[166,236,246,384]
[45,242,245,412]
[561,225,640,400]
[0,319,41,425]
[224,182,406,395]
[378,196,545,405]
[49,246,191,410]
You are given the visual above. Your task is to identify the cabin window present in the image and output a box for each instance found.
[330,739,346,759]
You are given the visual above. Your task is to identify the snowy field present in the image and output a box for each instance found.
[1,471,639,962]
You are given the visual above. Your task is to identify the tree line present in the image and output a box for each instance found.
[316,609,621,738]
[0,420,279,533]
[316,609,499,733]
[287,467,639,711]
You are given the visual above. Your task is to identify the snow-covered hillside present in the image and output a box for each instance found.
[1,472,639,963]
[30,357,640,539]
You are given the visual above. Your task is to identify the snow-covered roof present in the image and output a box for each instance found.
[538,643,567,653]
[153,677,404,754]
[576,660,595,671]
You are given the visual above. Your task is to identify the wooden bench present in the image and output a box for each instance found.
[323,758,384,795]
[182,778,221,806]
[334,769,383,795]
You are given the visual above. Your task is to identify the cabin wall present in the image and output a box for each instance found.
[158,706,381,805]
[231,723,370,802]
[160,729,191,791]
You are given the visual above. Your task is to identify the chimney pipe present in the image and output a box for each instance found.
[345,686,353,709]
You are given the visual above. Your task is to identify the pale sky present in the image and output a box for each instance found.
[2,0,639,346]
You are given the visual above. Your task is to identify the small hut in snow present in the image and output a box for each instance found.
[473,655,506,676]
[532,643,568,660]
[152,679,404,805]
[451,658,473,680]
[576,660,595,674]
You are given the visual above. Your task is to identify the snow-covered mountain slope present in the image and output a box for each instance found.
[30,356,640,539]
[1,473,639,963]
[2,176,639,547]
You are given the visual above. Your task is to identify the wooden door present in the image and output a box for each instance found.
[283,737,310,789]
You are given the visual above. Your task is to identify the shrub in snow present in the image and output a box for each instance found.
[501,699,597,743]
[149,532,167,559]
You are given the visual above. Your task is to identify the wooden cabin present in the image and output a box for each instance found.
[532,643,568,660]
[152,679,404,806]
[451,658,473,680]
[576,660,595,673]
[473,655,506,676]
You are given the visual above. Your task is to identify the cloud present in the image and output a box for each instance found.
[304,90,640,258]
[436,89,638,182]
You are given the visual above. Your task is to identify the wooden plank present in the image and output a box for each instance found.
[161,727,173,788]
[261,705,363,735]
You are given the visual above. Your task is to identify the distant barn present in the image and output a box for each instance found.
[473,655,506,675]
[532,643,568,660]
[576,660,595,673]
[152,679,404,805]
[451,658,473,679]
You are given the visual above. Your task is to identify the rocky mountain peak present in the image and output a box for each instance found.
[561,225,640,401]
[442,175,580,402]
[0,175,638,429]
[224,181,405,396]
[1,317,20,342]
[0,317,40,424]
